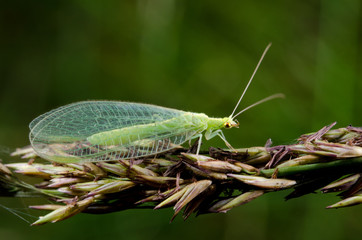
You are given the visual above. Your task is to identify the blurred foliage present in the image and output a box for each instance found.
[0,0,361,239]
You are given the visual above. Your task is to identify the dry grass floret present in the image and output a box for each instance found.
[1,122,361,225]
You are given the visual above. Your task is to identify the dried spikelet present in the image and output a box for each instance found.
[0,123,361,225]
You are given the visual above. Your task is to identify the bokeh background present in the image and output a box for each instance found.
[0,0,361,239]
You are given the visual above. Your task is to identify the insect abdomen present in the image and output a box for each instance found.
[87,113,205,146]
[81,114,206,161]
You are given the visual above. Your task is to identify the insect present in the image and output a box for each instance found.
[29,43,283,163]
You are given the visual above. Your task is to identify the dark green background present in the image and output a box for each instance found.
[0,1,361,239]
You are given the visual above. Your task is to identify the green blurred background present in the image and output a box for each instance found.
[0,0,361,239]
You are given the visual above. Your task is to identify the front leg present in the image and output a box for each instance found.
[205,130,236,152]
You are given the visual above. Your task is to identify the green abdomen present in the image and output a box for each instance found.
[87,113,208,146]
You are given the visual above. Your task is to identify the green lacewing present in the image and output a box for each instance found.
[29,43,283,163]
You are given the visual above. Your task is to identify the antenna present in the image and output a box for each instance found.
[230,43,272,118]
[231,93,284,119]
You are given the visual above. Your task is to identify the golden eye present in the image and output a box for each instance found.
[225,122,231,128]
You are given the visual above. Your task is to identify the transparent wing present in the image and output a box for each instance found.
[29,101,204,162]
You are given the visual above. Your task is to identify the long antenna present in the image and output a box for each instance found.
[231,93,284,119]
[229,43,272,118]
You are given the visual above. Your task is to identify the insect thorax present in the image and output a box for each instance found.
[181,112,209,129]
[205,117,231,131]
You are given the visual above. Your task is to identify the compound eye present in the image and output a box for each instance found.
[224,122,231,128]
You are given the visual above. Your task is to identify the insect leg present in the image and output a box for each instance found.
[206,130,236,152]
[189,134,203,155]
